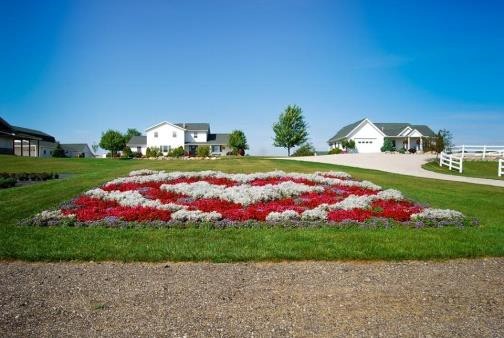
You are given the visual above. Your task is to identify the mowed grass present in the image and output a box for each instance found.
[423,159,503,180]
[0,155,503,262]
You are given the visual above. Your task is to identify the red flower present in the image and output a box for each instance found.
[371,199,422,221]
[327,209,373,222]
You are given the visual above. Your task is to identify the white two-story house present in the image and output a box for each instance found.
[127,121,231,156]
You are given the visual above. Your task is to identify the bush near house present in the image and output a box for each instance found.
[122,146,133,159]
[381,139,396,152]
[292,143,315,157]
[52,143,66,158]
[341,139,356,152]
[168,146,185,158]
[146,147,162,158]
[228,130,249,156]
[197,145,210,157]
[328,148,342,155]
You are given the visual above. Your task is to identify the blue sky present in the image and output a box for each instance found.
[1,0,503,155]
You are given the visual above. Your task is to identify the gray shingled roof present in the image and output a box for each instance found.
[373,123,410,136]
[185,133,230,145]
[127,135,147,145]
[327,119,365,143]
[410,125,436,137]
[174,123,210,131]
[61,144,92,153]
[328,119,436,143]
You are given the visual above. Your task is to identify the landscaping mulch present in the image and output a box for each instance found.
[1,258,503,337]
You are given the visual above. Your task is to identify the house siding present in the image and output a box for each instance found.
[347,121,384,153]
[146,123,185,154]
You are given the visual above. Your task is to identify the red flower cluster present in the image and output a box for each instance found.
[64,196,171,222]
[221,198,305,221]
[327,199,422,222]
[371,199,422,221]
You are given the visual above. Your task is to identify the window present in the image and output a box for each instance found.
[193,132,198,139]
[43,150,46,155]
[137,146,141,153]
[162,145,170,153]
[172,131,177,138]
[154,132,158,138]
[211,145,220,153]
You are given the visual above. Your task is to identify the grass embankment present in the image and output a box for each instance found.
[423,159,503,180]
[0,155,503,262]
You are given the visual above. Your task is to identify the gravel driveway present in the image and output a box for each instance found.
[1,259,503,337]
[282,153,504,187]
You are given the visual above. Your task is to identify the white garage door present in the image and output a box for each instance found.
[355,139,378,153]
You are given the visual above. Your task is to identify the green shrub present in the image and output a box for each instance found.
[0,177,16,189]
[292,143,315,157]
[328,148,342,155]
[168,146,185,158]
[398,148,406,154]
[122,146,133,158]
[381,139,396,152]
[197,145,210,157]
[52,143,66,158]
[146,147,162,158]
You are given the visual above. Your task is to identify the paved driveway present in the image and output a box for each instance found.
[281,153,504,187]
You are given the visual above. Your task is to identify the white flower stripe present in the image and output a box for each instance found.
[84,188,186,211]
[160,181,324,205]
[411,208,464,220]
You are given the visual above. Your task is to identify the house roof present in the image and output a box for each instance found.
[373,123,412,136]
[145,121,186,132]
[127,135,147,145]
[61,143,93,153]
[174,123,210,131]
[327,119,365,143]
[328,118,435,143]
[410,125,436,137]
[185,133,230,145]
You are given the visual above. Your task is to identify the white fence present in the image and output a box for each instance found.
[451,145,504,159]
[439,152,463,173]
[499,159,504,177]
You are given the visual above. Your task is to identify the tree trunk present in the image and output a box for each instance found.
[287,147,291,156]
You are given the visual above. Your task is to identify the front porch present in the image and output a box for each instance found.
[388,137,425,152]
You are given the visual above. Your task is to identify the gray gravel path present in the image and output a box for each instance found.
[1,259,503,337]
[280,154,504,187]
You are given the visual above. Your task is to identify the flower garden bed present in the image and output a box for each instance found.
[28,169,473,228]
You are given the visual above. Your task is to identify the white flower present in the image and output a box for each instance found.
[171,209,222,222]
[160,181,323,205]
[265,210,300,222]
[376,189,403,201]
[34,210,75,221]
[411,208,464,220]
[301,206,328,221]
[129,169,160,176]
[84,188,185,211]
[330,195,376,210]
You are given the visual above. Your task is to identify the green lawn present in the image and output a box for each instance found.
[423,159,503,180]
[0,155,503,262]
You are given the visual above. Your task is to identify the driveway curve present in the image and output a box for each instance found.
[280,153,504,187]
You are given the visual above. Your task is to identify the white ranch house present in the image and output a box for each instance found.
[328,118,436,153]
[127,121,231,156]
